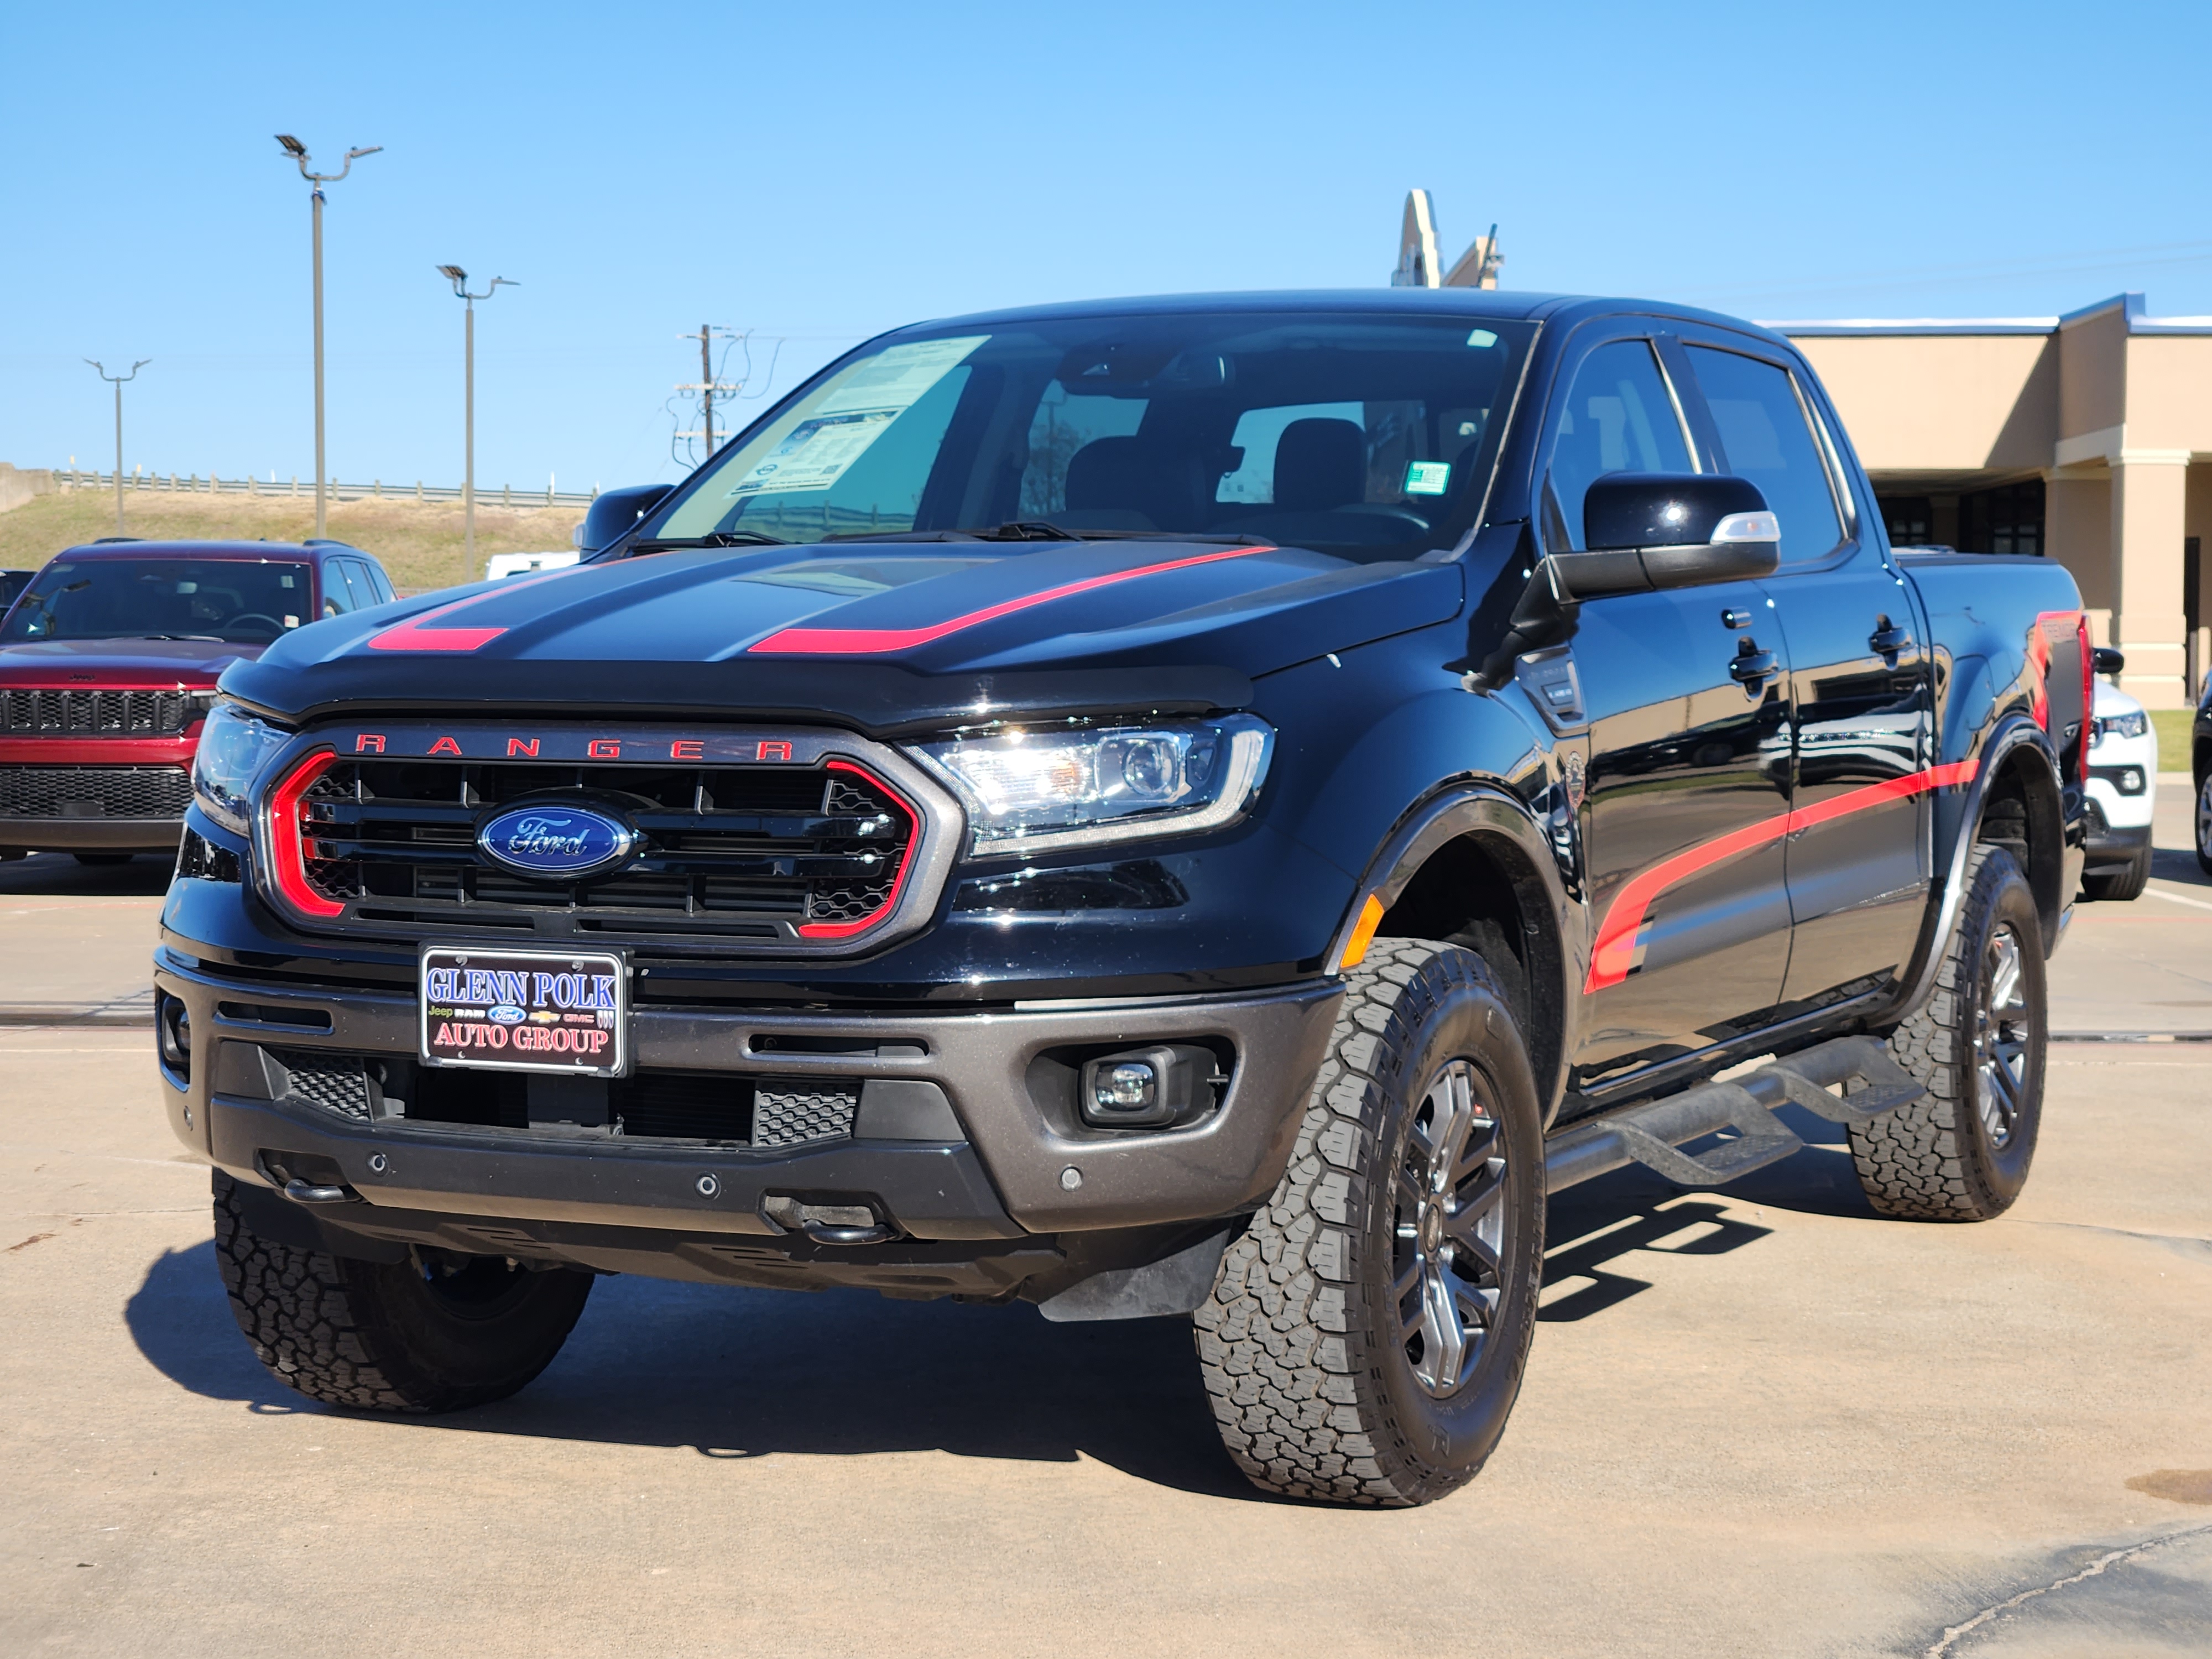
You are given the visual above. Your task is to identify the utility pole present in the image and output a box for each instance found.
[676,325,739,463]
[437,266,517,582]
[275,135,380,539]
[85,359,150,535]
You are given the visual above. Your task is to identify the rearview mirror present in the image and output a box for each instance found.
[1550,473,1779,598]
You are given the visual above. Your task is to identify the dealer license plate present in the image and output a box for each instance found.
[419,946,627,1077]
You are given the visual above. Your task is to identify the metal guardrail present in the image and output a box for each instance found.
[55,468,598,510]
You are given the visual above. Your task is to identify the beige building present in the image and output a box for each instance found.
[1780,295,2212,709]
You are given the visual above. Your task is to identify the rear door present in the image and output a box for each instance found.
[1537,328,1796,1084]
[1676,333,1934,1005]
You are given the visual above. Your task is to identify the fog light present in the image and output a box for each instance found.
[1096,1062,1158,1112]
[1077,1043,1226,1130]
[156,993,192,1082]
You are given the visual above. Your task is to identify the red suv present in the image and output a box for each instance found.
[0,539,396,862]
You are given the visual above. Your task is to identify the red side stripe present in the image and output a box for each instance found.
[747,545,1275,655]
[1583,759,1979,994]
[366,568,575,653]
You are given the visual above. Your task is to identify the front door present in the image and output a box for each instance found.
[1678,339,1934,1005]
[1535,332,1797,1084]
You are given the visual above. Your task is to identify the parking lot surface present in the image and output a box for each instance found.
[2,797,2208,1657]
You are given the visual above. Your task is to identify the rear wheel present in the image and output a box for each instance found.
[1194,941,1545,1506]
[214,1171,592,1411]
[2197,775,2212,878]
[1850,846,2046,1220]
[2082,847,2150,902]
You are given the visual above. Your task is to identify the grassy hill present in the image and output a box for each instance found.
[0,488,585,596]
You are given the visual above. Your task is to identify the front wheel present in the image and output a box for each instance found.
[214,1172,593,1411]
[2082,846,2150,902]
[1849,845,2046,1220]
[1195,941,1546,1506]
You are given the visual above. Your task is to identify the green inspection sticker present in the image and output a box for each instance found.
[1405,460,1452,496]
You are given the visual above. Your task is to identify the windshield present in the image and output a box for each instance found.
[1,559,315,644]
[646,312,1535,563]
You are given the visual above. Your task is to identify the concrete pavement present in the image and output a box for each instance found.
[0,817,2207,1656]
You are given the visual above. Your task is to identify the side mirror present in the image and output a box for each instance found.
[2093,645,2125,676]
[1550,473,1780,599]
[576,483,676,555]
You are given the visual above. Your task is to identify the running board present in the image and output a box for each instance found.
[1545,1035,1926,1195]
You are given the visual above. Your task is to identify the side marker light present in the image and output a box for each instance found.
[1342,894,1386,970]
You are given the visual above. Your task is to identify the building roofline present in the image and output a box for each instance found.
[1771,291,2212,340]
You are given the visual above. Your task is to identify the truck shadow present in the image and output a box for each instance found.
[126,1115,1869,1497]
[126,1239,1261,1500]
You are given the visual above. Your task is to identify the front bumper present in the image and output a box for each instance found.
[0,815,182,852]
[154,945,1341,1259]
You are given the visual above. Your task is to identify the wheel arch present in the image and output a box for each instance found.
[1323,785,1574,1124]
[1882,715,2065,1027]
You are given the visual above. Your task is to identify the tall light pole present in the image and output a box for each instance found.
[437,266,517,582]
[85,359,150,535]
[275,134,380,539]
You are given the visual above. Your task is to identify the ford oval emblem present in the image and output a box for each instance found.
[477,804,634,879]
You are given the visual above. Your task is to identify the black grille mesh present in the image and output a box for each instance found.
[293,753,913,937]
[1,690,196,736]
[269,1048,373,1121]
[0,765,192,818]
[752,1082,860,1147]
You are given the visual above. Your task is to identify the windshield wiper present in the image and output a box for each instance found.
[138,634,229,641]
[629,531,789,552]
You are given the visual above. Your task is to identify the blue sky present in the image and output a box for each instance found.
[3,0,2207,495]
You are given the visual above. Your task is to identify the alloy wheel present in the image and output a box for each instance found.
[1974,924,2031,1147]
[1392,1058,1510,1397]
[2198,777,2212,860]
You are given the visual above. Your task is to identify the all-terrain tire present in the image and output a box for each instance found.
[2081,847,2150,902]
[214,1171,593,1411]
[1194,940,1545,1506]
[1849,846,2046,1220]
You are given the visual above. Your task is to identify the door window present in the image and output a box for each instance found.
[1546,340,1694,549]
[320,564,353,617]
[1684,347,1844,564]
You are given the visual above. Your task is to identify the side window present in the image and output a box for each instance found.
[1683,346,1844,564]
[339,560,378,610]
[361,560,396,604]
[1546,340,1694,549]
[320,562,353,617]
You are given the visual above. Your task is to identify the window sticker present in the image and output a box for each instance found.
[725,335,988,501]
[1405,460,1452,496]
[1467,328,1498,348]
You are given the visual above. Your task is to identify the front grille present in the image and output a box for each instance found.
[291,753,914,941]
[0,764,191,819]
[0,689,197,737]
[752,1082,860,1147]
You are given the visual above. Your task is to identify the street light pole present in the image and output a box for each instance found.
[436,267,517,582]
[84,359,150,535]
[275,135,380,539]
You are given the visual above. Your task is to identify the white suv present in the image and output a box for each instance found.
[2082,676,2156,899]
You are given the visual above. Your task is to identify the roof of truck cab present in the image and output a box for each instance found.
[898,288,1792,347]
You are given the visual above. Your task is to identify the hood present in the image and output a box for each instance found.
[0,636,258,687]
[2091,679,2142,717]
[221,540,1464,731]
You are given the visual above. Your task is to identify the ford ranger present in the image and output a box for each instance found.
[154,291,2089,1506]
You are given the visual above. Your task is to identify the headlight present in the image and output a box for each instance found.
[2091,710,2148,743]
[912,714,1273,855]
[191,702,289,834]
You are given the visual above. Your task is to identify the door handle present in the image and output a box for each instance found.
[1729,640,1778,685]
[1869,618,1914,655]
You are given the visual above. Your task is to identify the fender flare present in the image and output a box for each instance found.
[1879,712,2064,1026]
[1322,782,1576,1120]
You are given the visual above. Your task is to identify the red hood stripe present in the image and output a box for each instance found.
[1583,759,1979,994]
[746,545,1276,656]
[366,568,575,653]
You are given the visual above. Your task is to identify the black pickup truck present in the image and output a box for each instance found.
[157,291,2089,1506]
